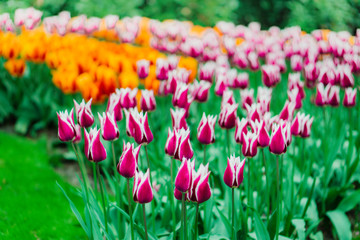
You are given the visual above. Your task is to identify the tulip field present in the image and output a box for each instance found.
[2,7,360,240]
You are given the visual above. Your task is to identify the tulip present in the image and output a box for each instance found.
[197,113,217,145]
[315,83,329,106]
[106,92,123,121]
[172,83,189,108]
[125,109,154,145]
[290,55,303,72]
[327,85,340,107]
[168,55,180,70]
[219,103,238,129]
[318,66,336,85]
[223,155,246,188]
[248,52,259,70]
[133,169,153,204]
[84,127,107,162]
[221,90,235,107]
[190,80,211,102]
[57,108,76,142]
[117,88,138,109]
[245,104,261,122]
[137,59,150,79]
[175,158,192,193]
[242,131,258,158]
[165,128,178,156]
[73,124,82,143]
[300,115,314,138]
[188,163,211,203]
[98,112,120,141]
[279,100,295,122]
[233,50,248,69]
[235,72,249,89]
[156,58,169,80]
[304,62,319,88]
[288,88,302,110]
[262,64,281,87]
[158,81,170,96]
[253,120,270,148]
[104,14,118,29]
[343,88,357,107]
[74,99,94,128]
[117,142,141,178]
[240,89,254,109]
[198,61,216,82]
[140,89,156,112]
[170,108,188,130]
[174,129,194,161]
[269,123,287,155]
[214,74,228,96]
[288,73,305,99]
[235,118,248,145]
[338,65,354,88]
[291,113,302,136]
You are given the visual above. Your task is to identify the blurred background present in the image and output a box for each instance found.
[1,0,360,33]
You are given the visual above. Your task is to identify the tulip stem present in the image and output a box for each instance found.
[247,158,251,231]
[127,179,135,240]
[181,193,186,240]
[170,157,176,239]
[262,149,269,222]
[71,143,89,200]
[232,188,235,240]
[144,145,156,233]
[226,129,231,156]
[96,163,108,233]
[203,144,207,164]
[195,203,199,239]
[93,163,97,193]
[275,155,280,240]
[142,204,149,240]
[111,142,121,237]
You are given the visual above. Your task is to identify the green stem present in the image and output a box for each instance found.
[226,129,231,156]
[127,179,135,240]
[181,193,186,240]
[232,188,235,240]
[170,157,176,239]
[203,144,207,164]
[144,145,155,233]
[72,143,89,199]
[247,157,252,230]
[143,204,149,240]
[184,198,187,240]
[96,163,108,233]
[111,142,121,237]
[262,149,269,223]
[276,155,280,240]
[93,163,97,193]
[301,177,316,218]
[195,203,199,239]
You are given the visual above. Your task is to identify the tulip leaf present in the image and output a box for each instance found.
[291,219,305,240]
[337,189,360,212]
[253,209,270,240]
[326,210,352,240]
[215,205,232,237]
[267,209,278,240]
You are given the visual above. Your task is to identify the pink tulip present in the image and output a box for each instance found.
[165,128,178,156]
[262,65,281,87]
[235,118,248,144]
[248,52,260,70]
[300,114,314,138]
[290,55,303,72]
[172,83,189,108]
[288,73,305,99]
[156,58,169,80]
[73,124,82,143]
[74,99,94,128]
[343,88,357,107]
[190,81,211,102]
[269,123,287,155]
[199,61,216,82]
[315,83,329,106]
[288,88,302,110]
[57,109,76,142]
[234,73,249,89]
[197,113,217,145]
[304,63,319,88]
[133,169,153,204]
[158,81,170,96]
[106,92,123,121]
[318,66,336,85]
[104,15,119,29]
[168,55,180,70]
[218,103,238,129]
[125,109,153,145]
[173,129,194,161]
[233,50,248,69]
[214,74,228,96]
[188,163,211,203]
[245,104,261,123]
[117,142,141,178]
[175,159,193,192]
[98,112,120,141]
[291,113,302,136]
[84,127,107,162]
[170,108,188,130]
[223,155,246,188]
[327,85,340,107]
[338,65,354,88]
[140,90,156,112]
[137,59,150,79]
[252,120,270,148]
[240,89,254,109]
[242,131,258,158]
[117,88,138,109]
[279,101,295,122]
[221,90,235,107]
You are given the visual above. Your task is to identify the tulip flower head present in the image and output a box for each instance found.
[117,142,141,178]
[170,108,188,130]
[315,83,330,106]
[279,100,295,122]
[252,120,270,148]
[223,155,246,188]
[106,92,123,121]
[245,103,261,123]
[198,61,216,82]
[117,88,138,109]
[221,90,235,107]
[190,80,211,102]
[343,88,357,107]
[242,131,258,158]
[84,127,107,162]
[140,89,156,112]
[156,58,169,80]
[74,99,94,128]
[125,108,154,145]
[165,128,178,156]
[133,169,153,204]
[98,112,119,141]
[218,103,238,129]
[269,123,287,155]
[57,108,76,142]
[261,64,281,87]
[300,114,314,138]
[175,158,193,193]
[73,124,82,143]
[240,89,254,109]
[327,85,340,107]
[173,128,194,161]
[172,83,189,108]
[214,74,228,96]
[197,113,217,145]
[136,59,150,79]
[188,163,211,203]
[235,117,248,145]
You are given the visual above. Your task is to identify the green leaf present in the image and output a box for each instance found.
[291,219,305,240]
[253,210,270,240]
[337,189,360,212]
[215,205,232,237]
[326,210,352,240]
[267,209,278,240]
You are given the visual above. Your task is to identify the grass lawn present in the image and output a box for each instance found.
[0,131,86,239]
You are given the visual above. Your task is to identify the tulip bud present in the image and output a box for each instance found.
[327,85,340,107]
[235,118,248,144]
[233,72,249,89]
[84,127,107,162]
[318,65,336,85]
[140,89,156,112]
[74,99,94,128]
[248,52,260,70]
[117,88,138,109]
[240,89,254,109]
[172,83,189,108]
[290,55,303,72]
[269,123,287,155]
[73,124,82,143]
[253,120,270,148]
[245,104,261,123]
[221,90,235,107]
[300,114,314,138]
[106,92,123,121]
[125,108,154,145]
[315,83,329,106]
[137,59,150,79]
[233,50,248,69]
[343,88,357,107]
[98,112,119,141]
[188,163,211,203]
[133,169,153,204]
[304,63,319,88]
[175,158,192,192]
[242,131,258,158]
[197,113,217,145]
[174,129,194,161]
[218,103,238,129]
[117,141,141,178]
[156,58,169,80]
[170,108,188,130]
[57,109,76,142]
[279,100,295,122]
[223,155,246,188]
[215,74,228,96]
[338,65,354,88]
[291,113,301,136]
[190,80,211,103]
[288,88,302,110]
[165,128,178,156]
[262,65,281,88]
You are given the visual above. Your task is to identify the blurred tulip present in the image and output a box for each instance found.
[98,112,119,141]
[290,55,303,72]
[235,118,248,145]
[214,74,228,96]
[74,99,94,128]
[170,108,188,130]
[223,155,246,188]
[168,55,180,70]
[279,100,295,122]
[218,103,238,129]
[245,104,261,122]
[156,58,169,80]
[242,131,258,158]
[199,61,216,82]
[315,83,329,106]
[106,93,123,121]
[140,90,156,112]
[57,109,76,142]
[197,113,217,145]
[165,128,177,156]
[137,60,150,79]
[190,80,211,102]
[253,120,270,148]
[304,63,319,88]
[84,127,107,162]
[240,89,254,109]
[117,88,138,109]
[173,129,194,161]
[133,169,153,204]
[300,114,314,138]
[118,142,141,178]
[125,109,153,145]
[262,65,281,87]
[73,124,82,143]
[248,52,260,70]
[343,88,357,107]
[288,88,302,110]
[172,83,189,108]
[327,85,340,107]
[221,90,235,107]
[338,65,354,88]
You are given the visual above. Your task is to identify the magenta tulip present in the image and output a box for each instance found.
[74,99,94,128]
[223,155,246,188]
[198,61,216,82]
[174,129,194,161]
[133,169,153,204]
[125,109,154,145]
[98,112,120,141]
[172,83,189,108]
[57,109,76,142]
[240,89,254,109]
[165,128,178,156]
[269,123,287,155]
[343,88,357,107]
[136,59,150,79]
[156,58,169,80]
[327,86,340,107]
[175,158,192,192]
[106,92,123,121]
[117,142,141,178]
[197,113,217,145]
[242,131,258,158]
[218,103,238,129]
[140,89,156,112]
[170,108,188,130]
[84,127,107,162]
[73,124,82,143]
[190,80,211,102]
[235,118,248,145]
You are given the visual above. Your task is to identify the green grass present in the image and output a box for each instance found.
[0,131,86,239]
